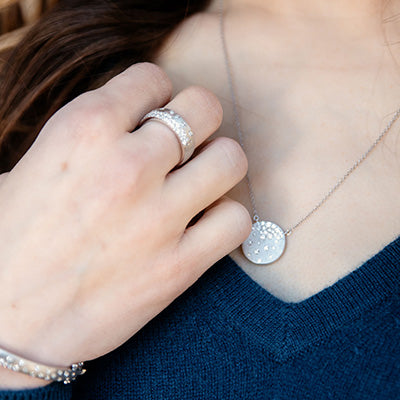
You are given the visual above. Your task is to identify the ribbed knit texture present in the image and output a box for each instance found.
[1,235,399,399]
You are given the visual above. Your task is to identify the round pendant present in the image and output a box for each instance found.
[242,221,286,265]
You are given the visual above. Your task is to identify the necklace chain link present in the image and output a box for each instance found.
[219,0,400,237]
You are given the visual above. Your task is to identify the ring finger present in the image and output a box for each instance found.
[121,85,223,175]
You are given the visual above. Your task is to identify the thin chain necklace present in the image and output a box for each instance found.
[218,0,400,265]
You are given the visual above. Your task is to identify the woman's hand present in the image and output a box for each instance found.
[0,63,251,388]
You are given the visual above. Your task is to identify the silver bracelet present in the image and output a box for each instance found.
[0,347,86,384]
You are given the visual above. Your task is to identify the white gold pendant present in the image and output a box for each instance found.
[242,221,286,265]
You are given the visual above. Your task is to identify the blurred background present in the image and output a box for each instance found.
[0,0,57,54]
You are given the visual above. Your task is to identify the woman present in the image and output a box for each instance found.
[0,0,398,398]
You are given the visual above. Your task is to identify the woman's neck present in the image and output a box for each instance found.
[208,0,387,35]
[211,0,381,18]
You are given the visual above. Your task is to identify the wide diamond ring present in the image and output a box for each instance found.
[139,108,195,166]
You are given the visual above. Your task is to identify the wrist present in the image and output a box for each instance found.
[0,367,50,390]
[0,346,85,389]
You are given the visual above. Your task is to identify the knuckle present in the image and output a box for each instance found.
[214,137,248,177]
[65,93,114,139]
[82,105,111,129]
[153,255,188,297]
[137,62,172,86]
[102,148,150,199]
[120,62,172,100]
[167,249,197,290]
[120,151,147,179]
[105,168,143,200]
[183,85,223,128]
[115,151,149,190]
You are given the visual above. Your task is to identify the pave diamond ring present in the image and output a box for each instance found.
[139,108,195,166]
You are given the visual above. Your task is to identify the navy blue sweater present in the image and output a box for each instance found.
[1,236,399,399]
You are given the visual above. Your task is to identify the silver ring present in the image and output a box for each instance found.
[139,108,195,166]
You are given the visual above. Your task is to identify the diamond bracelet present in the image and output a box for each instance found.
[0,347,86,384]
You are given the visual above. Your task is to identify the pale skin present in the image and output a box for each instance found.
[1,0,400,390]
[156,0,400,300]
[0,67,251,388]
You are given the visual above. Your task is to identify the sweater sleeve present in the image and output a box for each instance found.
[0,383,72,400]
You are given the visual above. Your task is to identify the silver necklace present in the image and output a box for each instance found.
[218,0,400,265]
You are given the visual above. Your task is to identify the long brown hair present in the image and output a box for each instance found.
[0,0,210,172]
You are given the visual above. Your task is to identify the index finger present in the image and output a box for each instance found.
[68,63,173,136]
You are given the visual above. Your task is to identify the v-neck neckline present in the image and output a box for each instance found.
[193,235,400,362]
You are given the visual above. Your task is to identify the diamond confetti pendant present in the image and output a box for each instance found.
[241,221,286,265]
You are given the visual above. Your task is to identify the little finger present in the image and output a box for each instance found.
[177,196,252,279]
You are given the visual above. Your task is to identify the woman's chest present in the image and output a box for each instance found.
[217,112,400,301]
[155,36,400,302]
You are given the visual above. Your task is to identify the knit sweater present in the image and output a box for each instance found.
[1,236,399,400]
